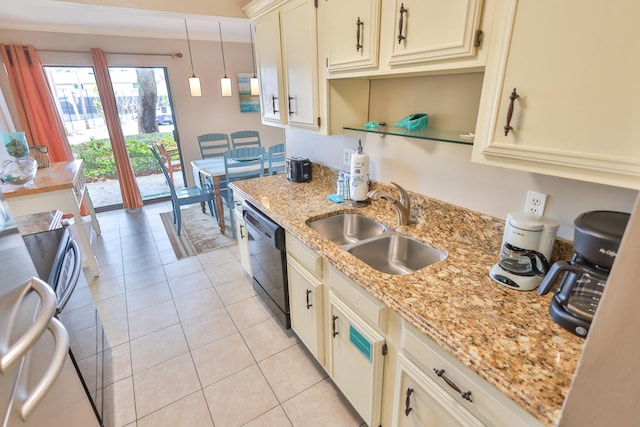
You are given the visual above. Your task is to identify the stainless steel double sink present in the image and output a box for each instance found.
[307,213,446,276]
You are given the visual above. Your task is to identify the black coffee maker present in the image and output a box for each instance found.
[538,210,630,337]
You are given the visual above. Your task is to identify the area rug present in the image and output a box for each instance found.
[160,205,237,259]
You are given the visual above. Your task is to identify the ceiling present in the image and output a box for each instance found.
[0,0,255,42]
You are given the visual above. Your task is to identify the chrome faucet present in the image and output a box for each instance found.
[367,182,411,225]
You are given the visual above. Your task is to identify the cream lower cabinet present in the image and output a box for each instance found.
[287,256,324,363]
[393,353,484,427]
[472,0,640,189]
[234,210,252,275]
[285,233,324,363]
[399,320,542,427]
[328,292,385,427]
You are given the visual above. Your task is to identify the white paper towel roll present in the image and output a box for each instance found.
[349,144,369,202]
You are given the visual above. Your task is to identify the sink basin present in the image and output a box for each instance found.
[308,213,387,246]
[348,235,446,275]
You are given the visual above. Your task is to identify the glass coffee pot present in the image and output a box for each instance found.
[538,211,630,337]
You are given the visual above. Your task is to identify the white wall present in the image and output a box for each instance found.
[0,29,285,186]
[285,129,637,240]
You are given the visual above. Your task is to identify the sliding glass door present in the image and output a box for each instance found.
[45,66,182,210]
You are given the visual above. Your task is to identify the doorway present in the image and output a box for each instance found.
[44,65,182,210]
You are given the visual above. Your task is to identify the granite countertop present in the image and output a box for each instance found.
[230,166,583,426]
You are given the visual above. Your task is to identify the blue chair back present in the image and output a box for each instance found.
[224,147,266,183]
[268,143,285,175]
[198,133,230,158]
[230,131,261,149]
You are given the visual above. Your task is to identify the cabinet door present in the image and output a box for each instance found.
[254,11,285,125]
[280,0,320,128]
[393,353,484,427]
[328,292,384,427]
[287,257,324,364]
[324,0,381,72]
[472,0,640,189]
[234,210,252,275]
[387,0,484,66]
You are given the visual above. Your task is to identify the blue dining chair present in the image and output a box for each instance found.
[196,133,231,220]
[230,130,261,149]
[222,147,266,238]
[149,144,215,235]
[197,133,230,159]
[268,143,285,175]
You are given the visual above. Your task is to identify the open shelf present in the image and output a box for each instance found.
[343,124,474,145]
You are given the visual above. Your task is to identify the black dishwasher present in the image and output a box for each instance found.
[242,202,290,329]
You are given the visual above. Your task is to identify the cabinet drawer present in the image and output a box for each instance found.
[394,353,484,427]
[328,265,387,333]
[285,233,322,279]
[401,322,542,427]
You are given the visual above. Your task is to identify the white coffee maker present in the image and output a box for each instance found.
[490,212,559,291]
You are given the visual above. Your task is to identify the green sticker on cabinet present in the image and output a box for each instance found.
[349,324,371,362]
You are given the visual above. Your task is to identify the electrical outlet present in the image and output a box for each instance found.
[343,148,353,166]
[524,191,548,216]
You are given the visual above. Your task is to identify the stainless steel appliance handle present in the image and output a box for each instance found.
[16,316,69,421]
[0,277,56,373]
[54,239,81,314]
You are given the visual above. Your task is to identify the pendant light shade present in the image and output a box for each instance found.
[249,24,259,96]
[220,77,232,97]
[184,19,202,97]
[218,22,232,97]
[189,76,202,97]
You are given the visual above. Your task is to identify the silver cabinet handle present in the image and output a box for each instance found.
[16,317,69,421]
[0,277,56,373]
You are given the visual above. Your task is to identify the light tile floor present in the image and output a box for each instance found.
[75,202,365,427]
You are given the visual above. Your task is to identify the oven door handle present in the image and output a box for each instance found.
[15,317,69,421]
[54,239,82,315]
[0,277,56,374]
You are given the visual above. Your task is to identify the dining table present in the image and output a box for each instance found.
[191,155,270,233]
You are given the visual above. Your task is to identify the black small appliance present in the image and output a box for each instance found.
[286,156,311,182]
[538,210,630,337]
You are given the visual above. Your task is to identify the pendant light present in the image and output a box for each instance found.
[218,21,232,97]
[184,19,202,97]
[249,24,259,96]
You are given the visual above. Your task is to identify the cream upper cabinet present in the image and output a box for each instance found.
[280,0,320,128]
[323,0,382,72]
[472,0,640,189]
[246,0,320,129]
[386,0,484,66]
[253,11,285,125]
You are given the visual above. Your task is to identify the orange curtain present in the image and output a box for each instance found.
[0,44,73,162]
[90,48,143,210]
